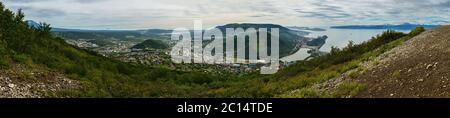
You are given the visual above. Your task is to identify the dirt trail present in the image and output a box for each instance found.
[354,26,450,98]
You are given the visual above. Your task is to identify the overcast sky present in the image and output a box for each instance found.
[2,0,450,29]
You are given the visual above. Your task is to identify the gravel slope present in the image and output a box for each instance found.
[354,26,450,98]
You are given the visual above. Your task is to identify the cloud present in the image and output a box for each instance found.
[6,0,104,3]
[2,0,450,29]
[5,0,44,3]
[18,6,66,18]
[73,0,106,3]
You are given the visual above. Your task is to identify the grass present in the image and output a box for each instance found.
[0,58,10,69]
[277,88,331,98]
[333,81,367,97]
[348,70,360,79]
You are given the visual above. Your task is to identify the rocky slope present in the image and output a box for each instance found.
[0,64,80,98]
[352,26,450,98]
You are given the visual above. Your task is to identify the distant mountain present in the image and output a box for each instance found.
[288,26,326,31]
[25,20,122,32]
[25,20,40,28]
[216,23,310,36]
[53,28,172,41]
[217,23,288,30]
[51,28,89,32]
[331,23,440,30]
[52,28,172,33]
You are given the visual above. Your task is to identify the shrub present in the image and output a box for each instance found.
[348,70,360,79]
[290,88,322,98]
[333,81,366,97]
[409,26,426,37]
[391,70,401,78]
[13,53,32,65]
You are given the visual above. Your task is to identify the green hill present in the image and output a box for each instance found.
[131,39,169,50]
[216,23,310,57]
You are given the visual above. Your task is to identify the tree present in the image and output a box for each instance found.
[330,46,340,55]
[15,9,25,23]
[38,22,52,34]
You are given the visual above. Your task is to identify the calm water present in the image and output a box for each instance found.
[307,28,410,52]
[281,28,410,62]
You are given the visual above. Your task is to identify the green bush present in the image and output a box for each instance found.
[13,53,31,64]
[392,70,401,78]
[409,26,426,37]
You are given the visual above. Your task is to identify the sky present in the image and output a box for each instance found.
[2,0,450,29]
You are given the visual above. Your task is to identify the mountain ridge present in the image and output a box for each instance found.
[331,23,440,30]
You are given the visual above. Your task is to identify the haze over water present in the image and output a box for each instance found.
[307,28,410,52]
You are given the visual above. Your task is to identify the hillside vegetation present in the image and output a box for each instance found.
[131,39,169,49]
